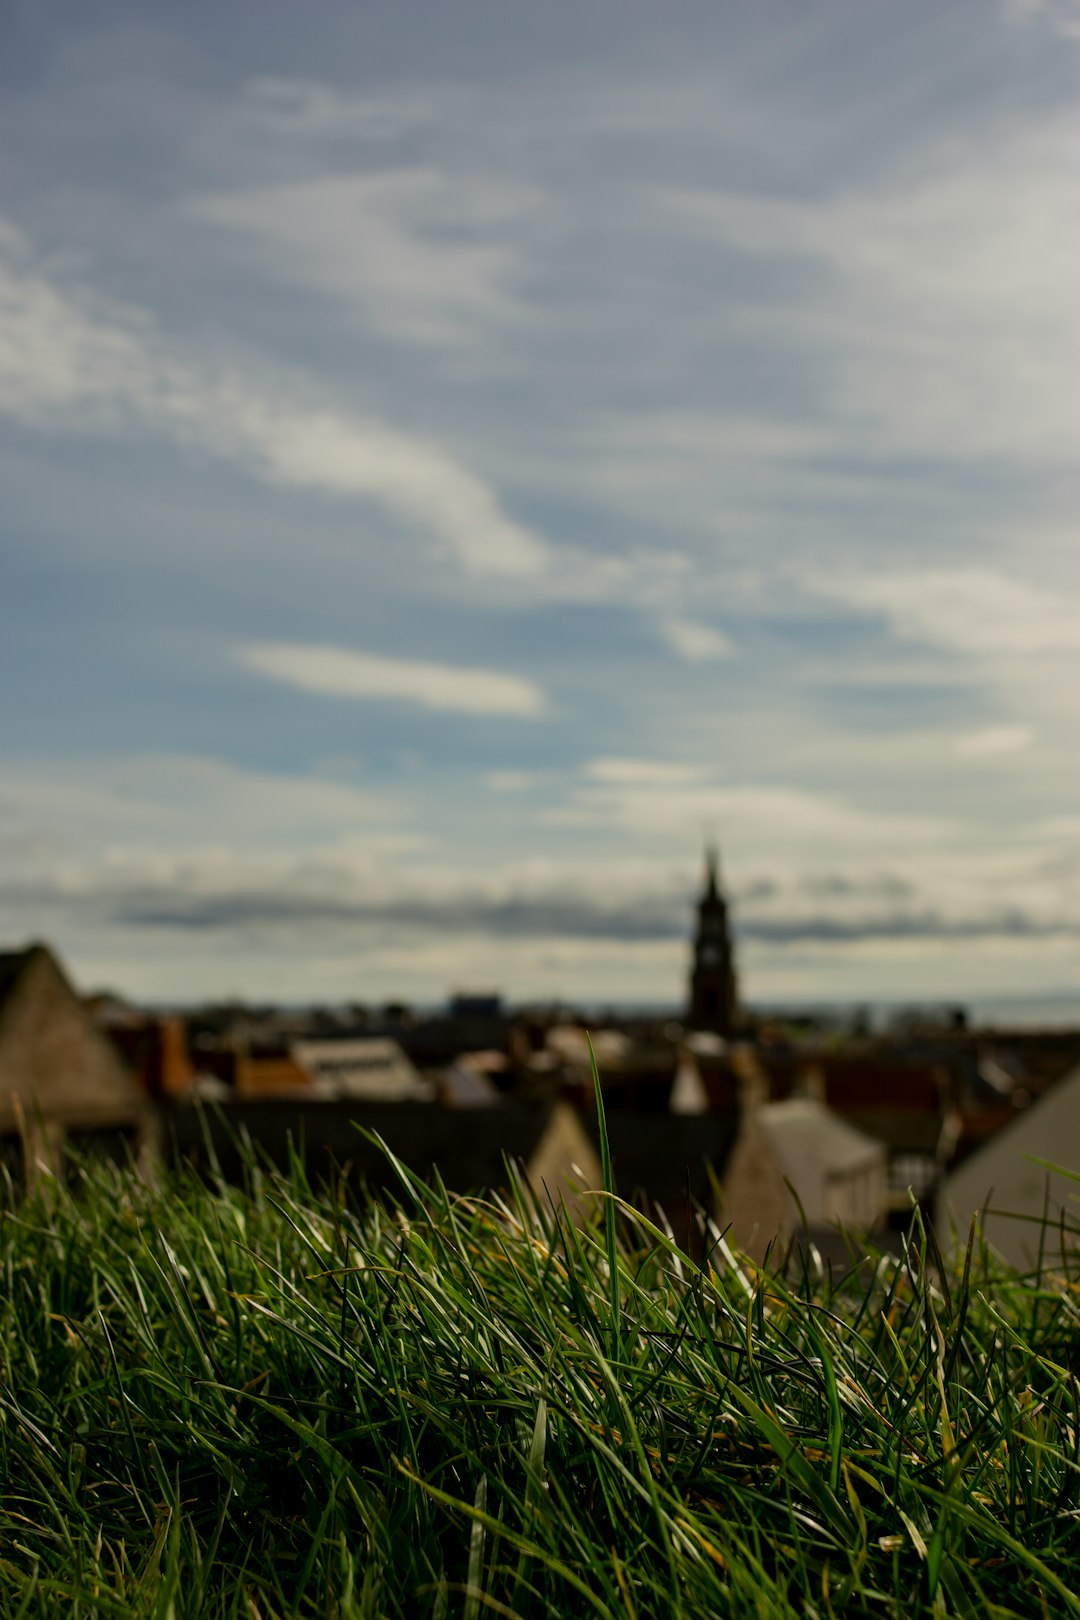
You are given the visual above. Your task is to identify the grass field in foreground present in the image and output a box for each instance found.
[2,1105,1080,1618]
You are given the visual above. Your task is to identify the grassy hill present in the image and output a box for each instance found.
[1,1108,1079,1617]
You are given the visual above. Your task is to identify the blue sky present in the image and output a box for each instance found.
[3,0,1080,1006]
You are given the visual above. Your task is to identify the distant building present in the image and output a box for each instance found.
[722,1093,887,1261]
[687,845,739,1035]
[585,1047,885,1261]
[169,1095,602,1224]
[669,1051,711,1115]
[290,1037,435,1103]
[939,1060,1080,1268]
[231,1047,315,1100]
[545,1024,680,1111]
[0,943,158,1185]
[391,1004,511,1068]
[440,1050,508,1108]
[754,1049,960,1226]
[94,1008,196,1100]
[680,1031,739,1110]
[448,992,503,1019]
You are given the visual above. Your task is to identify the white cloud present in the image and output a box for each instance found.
[0,222,152,421]
[208,391,548,577]
[584,758,707,787]
[956,725,1032,759]
[813,568,1080,655]
[0,754,407,851]
[237,641,546,717]
[563,763,953,857]
[661,617,735,661]
[190,167,536,348]
[660,107,1080,466]
[0,220,547,579]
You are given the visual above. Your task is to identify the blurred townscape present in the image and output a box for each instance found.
[4,846,1078,1266]
[6,9,1080,1274]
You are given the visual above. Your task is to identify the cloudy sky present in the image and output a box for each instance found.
[3,0,1080,1008]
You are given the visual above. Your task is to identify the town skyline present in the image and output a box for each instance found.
[4,2,1080,1006]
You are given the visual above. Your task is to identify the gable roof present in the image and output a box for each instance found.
[0,946,45,1017]
[940,1060,1080,1266]
[0,942,151,1132]
[291,1037,434,1102]
[758,1098,886,1180]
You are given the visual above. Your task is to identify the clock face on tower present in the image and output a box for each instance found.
[701,945,721,967]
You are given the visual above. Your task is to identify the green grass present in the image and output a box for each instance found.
[2,1116,1080,1618]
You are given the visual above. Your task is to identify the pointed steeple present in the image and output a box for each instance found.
[688,841,739,1035]
[705,842,720,902]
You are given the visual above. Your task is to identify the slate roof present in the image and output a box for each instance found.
[291,1038,434,1103]
[757,1098,885,1180]
[0,942,153,1139]
[168,1096,579,1196]
[0,948,34,1011]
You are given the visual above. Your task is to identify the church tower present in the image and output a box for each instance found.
[688,844,739,1035]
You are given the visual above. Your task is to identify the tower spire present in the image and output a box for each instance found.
[688,840,739,1035]
[705,842,720,900]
